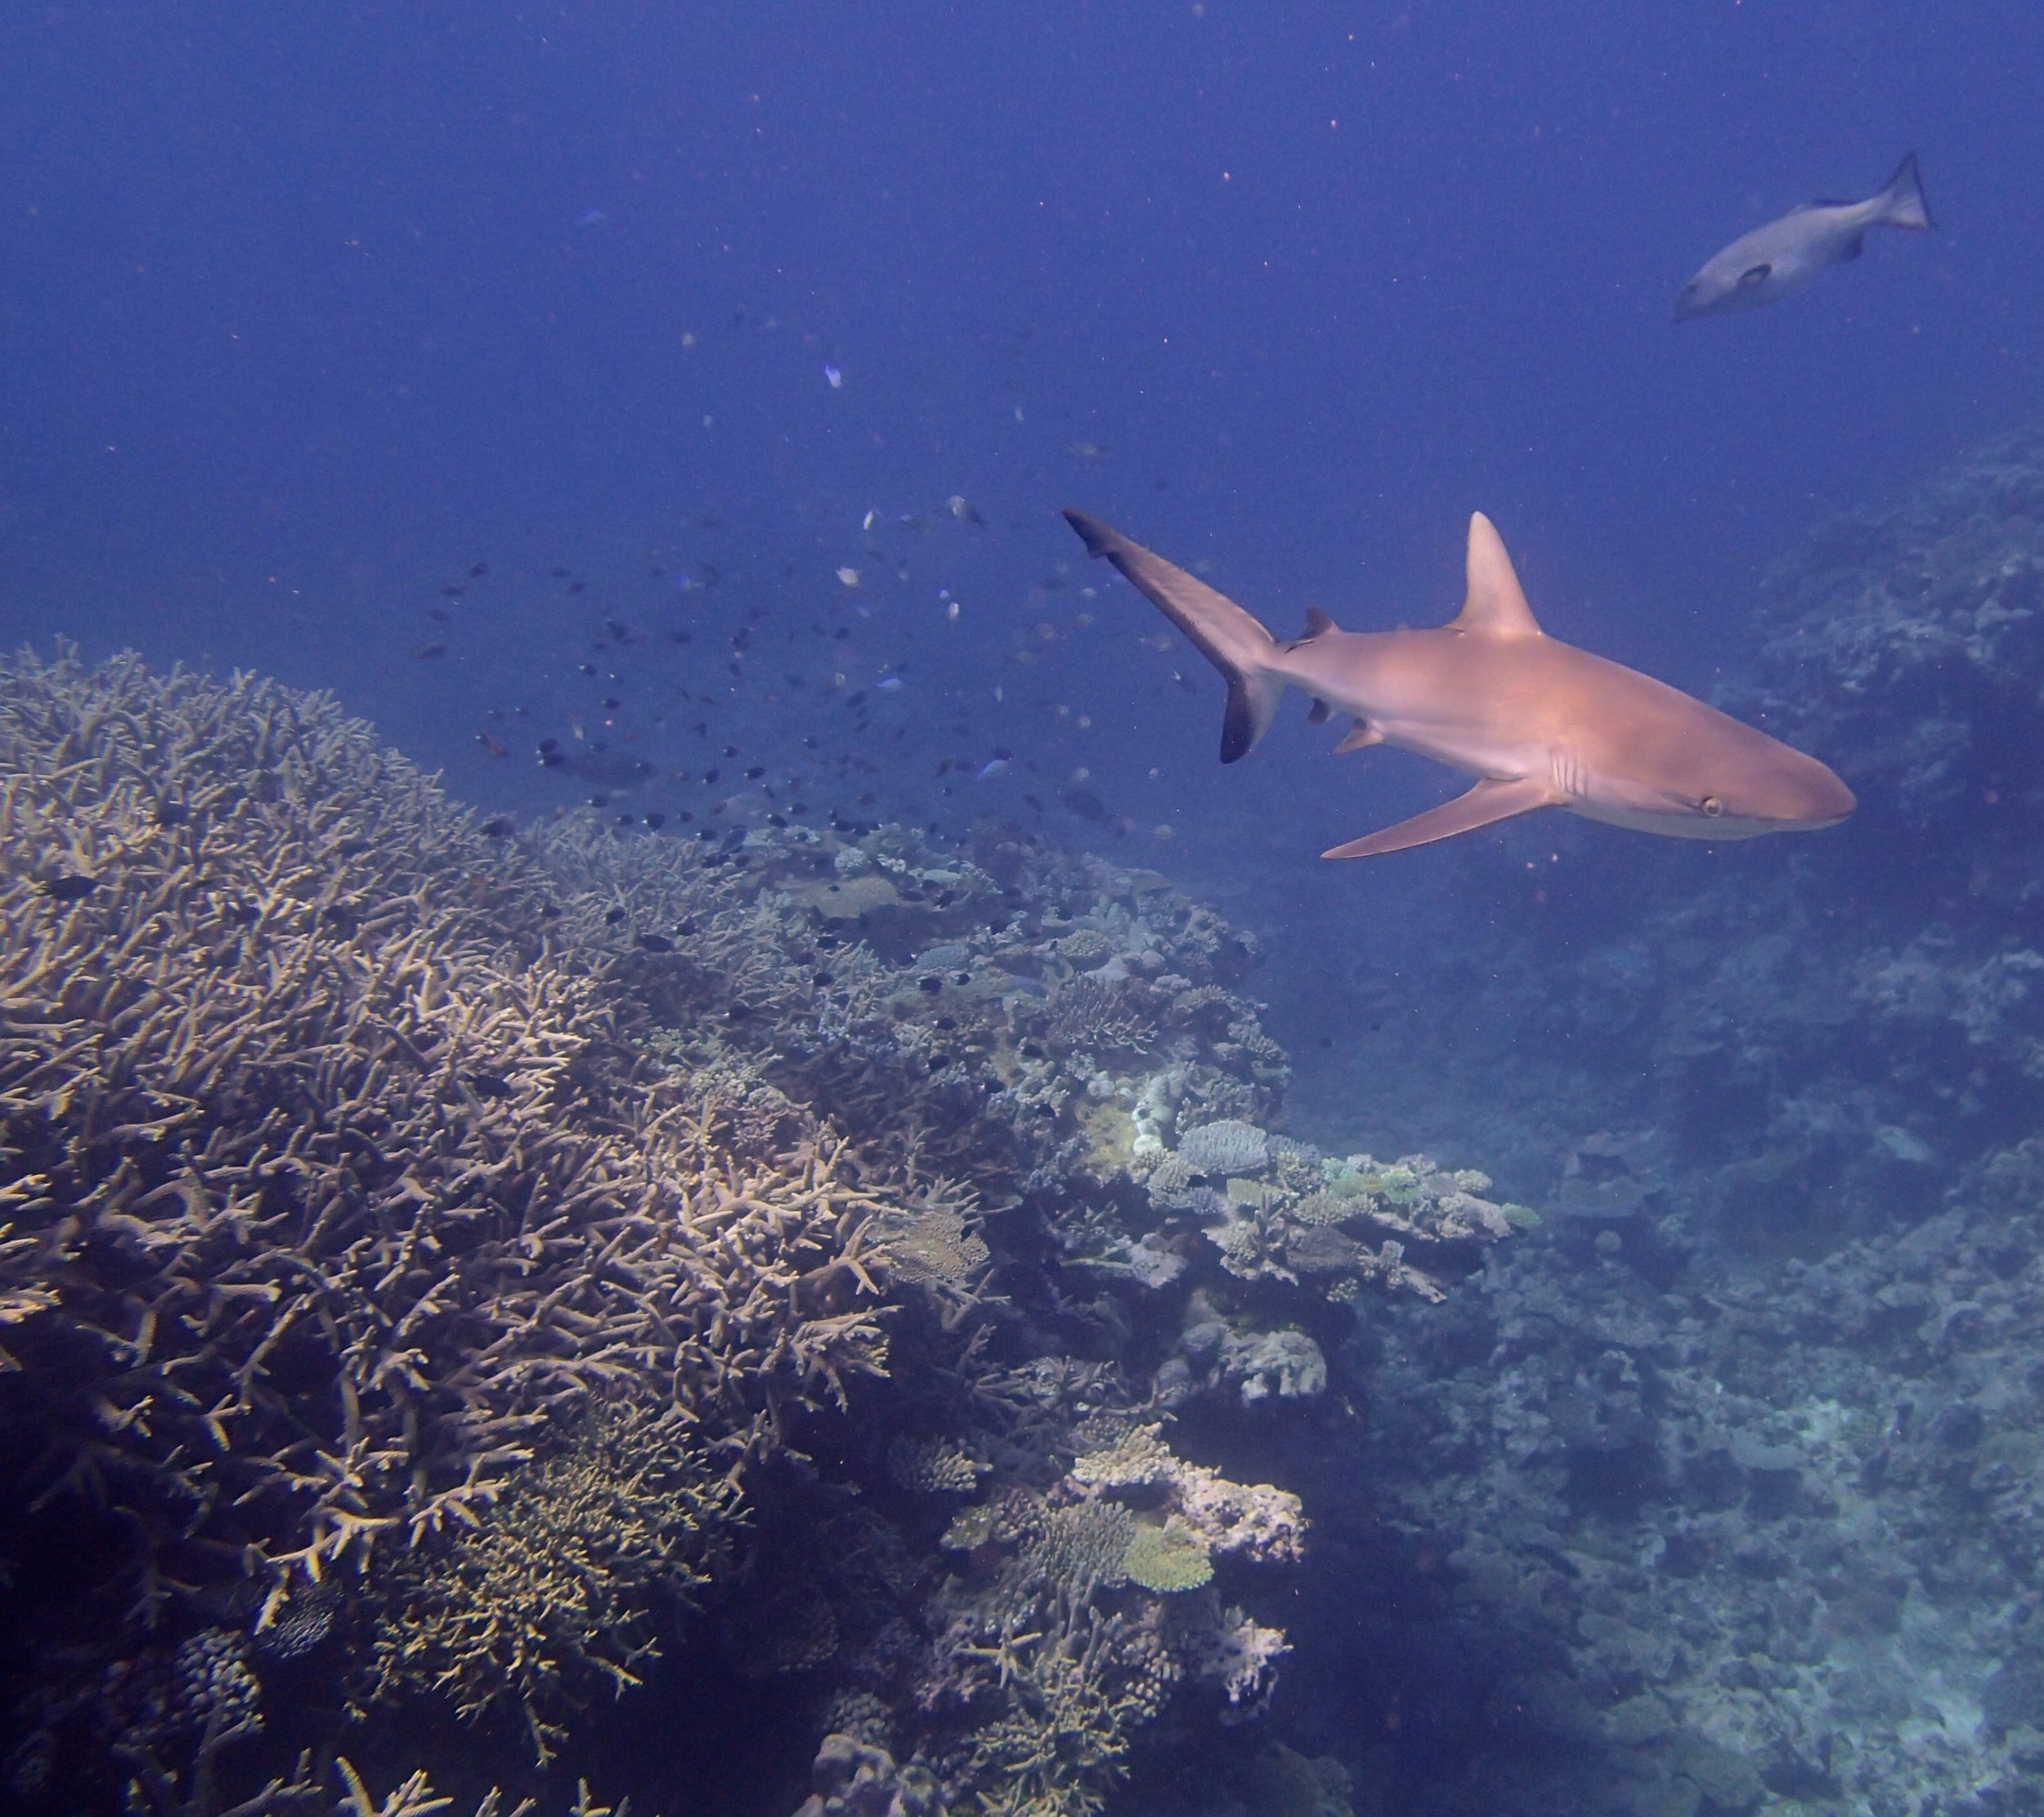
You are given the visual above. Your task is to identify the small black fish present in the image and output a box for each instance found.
[1060,784,1111,823]
[634,933,675,953]
[40,873,99,902]
[469,561,489,577]
[466,1070,513,1098]
[604,908,627,925]
[480,816,517,837]
[643,812,667,830]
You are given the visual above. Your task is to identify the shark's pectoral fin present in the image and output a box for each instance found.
[1331,721,1383,754]
[1321,776,1560,859]
[1307,698,1331,725]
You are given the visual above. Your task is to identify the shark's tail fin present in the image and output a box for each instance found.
[1063,509,1284,762]
[1874,151,1934,231]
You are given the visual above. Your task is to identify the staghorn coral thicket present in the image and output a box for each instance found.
[0,649,890,1786]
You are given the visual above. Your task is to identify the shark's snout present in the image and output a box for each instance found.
[1787,763,1857,829]
[1724,747,1857,834]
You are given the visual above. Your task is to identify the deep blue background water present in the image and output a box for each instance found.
[4,0,2042,1049]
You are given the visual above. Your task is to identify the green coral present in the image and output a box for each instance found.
[1121,1524,1213,1594]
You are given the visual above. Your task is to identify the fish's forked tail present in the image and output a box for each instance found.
[1876,150,1934,231]
[1063,509,1284,762]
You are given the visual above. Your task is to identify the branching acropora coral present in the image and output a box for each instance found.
[365,1398,738,1761]
[0,648,888,1671]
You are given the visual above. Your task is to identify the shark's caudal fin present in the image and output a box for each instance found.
[1064,510,1284,762]
[1322,775,1559,859]
[1875,151,1934,231]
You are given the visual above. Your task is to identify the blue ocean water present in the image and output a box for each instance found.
[7,5,2044,1815]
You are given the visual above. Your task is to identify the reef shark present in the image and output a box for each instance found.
[1064,509,1855,859]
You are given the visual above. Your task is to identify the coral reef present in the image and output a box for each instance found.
[1149,1142,1517,1306]
[6,648,1490,1817]
[1293,1116,2044,1815]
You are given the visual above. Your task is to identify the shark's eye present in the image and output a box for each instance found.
[1701,795,1724,818]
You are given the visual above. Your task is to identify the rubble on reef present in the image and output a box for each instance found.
[0,648,1514,1817]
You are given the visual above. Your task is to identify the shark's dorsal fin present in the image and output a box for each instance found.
[1449,514,1542,639]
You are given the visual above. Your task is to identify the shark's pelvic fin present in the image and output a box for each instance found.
[1332,721,1383,754]
[1321,775,1558,859]
[1448,514,1543,639]
[1064,509,1283,762]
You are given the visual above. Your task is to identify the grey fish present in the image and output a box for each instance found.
[1065,509,1854,859]
[1674,152,1932,321]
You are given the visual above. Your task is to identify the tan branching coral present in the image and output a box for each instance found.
[365,1398,737,1760]
[1069,1422,1173,1490]
[865,1181,993,1331]
[885,1435,987,1495]
[0,649,887,1680]
[1045,975,1156,1061]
